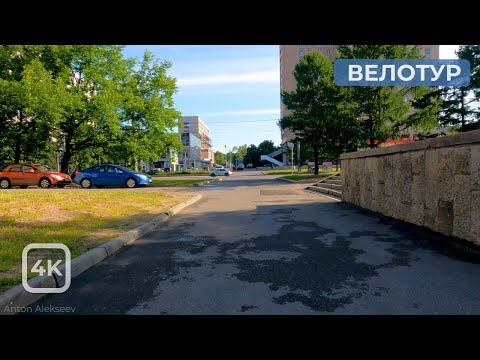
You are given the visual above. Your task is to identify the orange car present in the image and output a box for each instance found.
[0,164,72,189]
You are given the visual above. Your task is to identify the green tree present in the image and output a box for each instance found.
[243,144,258,167]
[459,45,480,99]
[337,45,441,148]
[233,144,248,161]
[0,46,61,164]
[414,45,480,134]
[437,45,480,132]
[107,51,181,170]
[257,140,277,157]
[280,52,357,174]
[39,45,129,173]
[214,151,225,165]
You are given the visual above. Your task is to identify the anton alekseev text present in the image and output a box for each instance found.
[334,59,470,86]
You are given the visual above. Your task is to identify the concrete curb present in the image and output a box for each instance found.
[277,177,297,183]
[0,194,203,315]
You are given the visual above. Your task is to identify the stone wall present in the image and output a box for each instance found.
[340,130,480,245]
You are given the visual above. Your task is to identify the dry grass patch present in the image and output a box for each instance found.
[0,189,189,292]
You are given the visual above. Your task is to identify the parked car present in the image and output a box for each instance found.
[209,168,233,177]
[0,163,72,189]
[236,163,245,170]
[246,163,254,168]
[147,168,164,175]
[263,163,275,168]
[74,164,152,188]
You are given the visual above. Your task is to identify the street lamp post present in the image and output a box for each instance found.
[225,145,227,169]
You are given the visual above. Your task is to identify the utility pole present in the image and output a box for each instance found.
[225,145,227,169]
[291,145,294,174]
[297,142,301,173]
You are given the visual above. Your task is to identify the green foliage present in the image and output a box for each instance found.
[0,46,182,173]
[337,45,441,148]
[232,144,247,161]
[243,144,258,166]
[214,151,225,165]
[0,46,62,163]
[109,50,182,167]
[257,140,277,156]
[280,51,358,174]
[436,45,480,132]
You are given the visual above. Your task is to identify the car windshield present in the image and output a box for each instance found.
[36,165,55,172]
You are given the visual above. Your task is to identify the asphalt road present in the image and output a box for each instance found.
[30,169,480,314]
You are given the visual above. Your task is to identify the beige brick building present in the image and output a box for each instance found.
[179,116,214,166]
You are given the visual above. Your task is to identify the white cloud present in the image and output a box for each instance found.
[201,108,280,117]
[178,70,279,87]
[173,55,279,87]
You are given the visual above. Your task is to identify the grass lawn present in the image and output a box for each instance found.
[265,168,341,175]
[0,190,188,293]
[279,173,339,181]
[152,179,207,187]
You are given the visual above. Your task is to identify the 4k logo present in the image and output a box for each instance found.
[22,243,71,294]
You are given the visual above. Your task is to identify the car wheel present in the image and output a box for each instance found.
[20,185,29,189]
[210,173,216,177]
[126,178,137,188]
[0,178,11,189]
[80,178,92,189]
[57,185,66,188]
[39,178,51,189]
[225,173,229,176]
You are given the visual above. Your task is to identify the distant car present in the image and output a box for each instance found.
[263,163,274,168]
[236,163,245,170]
[209,168,232,177]
[0,163,72,189]
[74,164,152,188]
[150,168,164,173]
[246,163,253,168]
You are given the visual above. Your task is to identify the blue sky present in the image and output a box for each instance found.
[122,45,280,153]
[122,45,459,154]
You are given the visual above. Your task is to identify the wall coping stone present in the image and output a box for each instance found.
[340,130,480,160]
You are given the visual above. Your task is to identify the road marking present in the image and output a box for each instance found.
[304,189,341,202]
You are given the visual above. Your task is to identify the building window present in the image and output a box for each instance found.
[298,51,303,56]
[298,45,303,49]
[307,45,312,49]
[425,48,431,55]
[326,50,331,56]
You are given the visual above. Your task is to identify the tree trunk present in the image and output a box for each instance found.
[14,111,23,163]
[60,130,74,174]
[14,140,21,163]
[313,144,319,175]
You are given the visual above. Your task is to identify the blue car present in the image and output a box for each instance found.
[74,164,152,189]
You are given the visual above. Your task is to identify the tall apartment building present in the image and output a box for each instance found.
[178,116,214,169]
[279,45,440,157]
